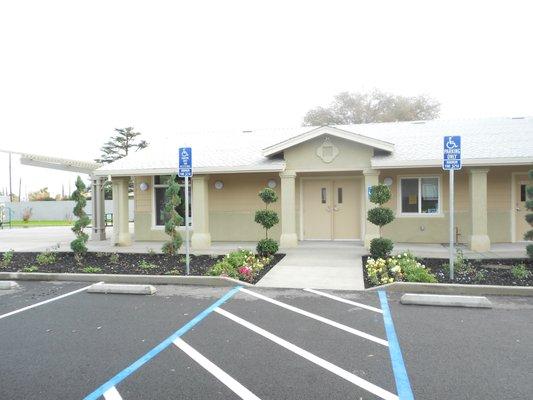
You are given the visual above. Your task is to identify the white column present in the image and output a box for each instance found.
[91,176,106,241]
[363,169,380,249]
[279,170,298,248]
[191,175,211,250]
[112,176,131,246]
[469,168,491,251]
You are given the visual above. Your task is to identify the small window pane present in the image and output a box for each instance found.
[401,179,419,213]
[520,184,526,202]
[421,178,439,213]
[321,188,326,204]
[337,187,343,204]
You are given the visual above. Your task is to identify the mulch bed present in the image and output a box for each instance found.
[363,256,533,289]
[0,252,285,285]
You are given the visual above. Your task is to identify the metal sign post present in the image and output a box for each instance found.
[443,136,461,280]
[178,147,192,275]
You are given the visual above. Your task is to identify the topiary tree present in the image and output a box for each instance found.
[255,188,279,256]
[70,176,90,263]
[525,169,533,258]
[162,175,184,255]
[367,184,395,259]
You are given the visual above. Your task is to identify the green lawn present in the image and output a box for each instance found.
[9,220,74,228]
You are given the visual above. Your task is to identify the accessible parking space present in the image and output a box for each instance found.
[2,282,532,399]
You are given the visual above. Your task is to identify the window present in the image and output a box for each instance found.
[153,176,191,227]
[400,177,440,215]
[337,187,343,204]
[520,184,526,202]
[321,188,327,204]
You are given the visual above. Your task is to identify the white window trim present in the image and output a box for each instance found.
[151,175,192,230]
[396,175,443,217]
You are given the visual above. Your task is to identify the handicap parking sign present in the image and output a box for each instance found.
[443,136,461,170]
[178,147,192,177]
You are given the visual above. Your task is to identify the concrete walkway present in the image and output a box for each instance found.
[257,241,366,290]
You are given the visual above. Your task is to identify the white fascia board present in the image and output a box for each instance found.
[262,126,394,157]
[371,157,533,169]
[93,163,286,177]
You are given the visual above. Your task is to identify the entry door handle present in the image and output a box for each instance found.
[333,205,339,211]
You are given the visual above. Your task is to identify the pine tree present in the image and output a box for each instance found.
[96,127,148,164]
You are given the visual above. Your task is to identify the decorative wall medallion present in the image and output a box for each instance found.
[316,137,339,163]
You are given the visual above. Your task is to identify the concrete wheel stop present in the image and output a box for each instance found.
[400,293,492,308]
[0,281,19,290]
[88,283,157,295]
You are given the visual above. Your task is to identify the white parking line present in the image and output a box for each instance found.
[215,308,398,400]
[103,386,123,400]
[173,338,262,400]
[0,283,99,321]
[304,288,383,314]
[240,288,388,347]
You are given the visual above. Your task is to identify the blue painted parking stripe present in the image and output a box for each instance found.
[84,286,243,400]
[378,291,414,400]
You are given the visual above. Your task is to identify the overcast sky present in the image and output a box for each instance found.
[1,0,532,198]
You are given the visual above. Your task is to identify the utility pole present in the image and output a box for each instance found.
[8,152,12,202]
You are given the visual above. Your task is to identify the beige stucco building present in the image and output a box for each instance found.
[90,118,533,252]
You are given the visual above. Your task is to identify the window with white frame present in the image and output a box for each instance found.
[153,175,191,226]
[400,177,440,214]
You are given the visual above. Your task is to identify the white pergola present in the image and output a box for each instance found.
[0,149,107,240]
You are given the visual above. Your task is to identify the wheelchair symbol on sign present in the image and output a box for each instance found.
[446,137,458,149]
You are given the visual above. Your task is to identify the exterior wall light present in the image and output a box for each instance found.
[383,177,393,186]
[267,179,277,189]
[214,180,224,190]
[139,182,149,191]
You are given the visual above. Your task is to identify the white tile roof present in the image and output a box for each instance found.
[95,117,533,176]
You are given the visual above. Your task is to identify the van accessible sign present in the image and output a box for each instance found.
[443,136,461,170]
[178,147,192,177]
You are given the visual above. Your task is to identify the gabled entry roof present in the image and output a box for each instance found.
[261,126,395,157]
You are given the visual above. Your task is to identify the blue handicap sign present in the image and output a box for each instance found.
[443,136,461,170]
[178,147,192,177]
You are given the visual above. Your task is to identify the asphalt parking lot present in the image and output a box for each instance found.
[1,281,532,400]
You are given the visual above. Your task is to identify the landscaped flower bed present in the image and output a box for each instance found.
[363,252,533,289]
[0,250,284,284]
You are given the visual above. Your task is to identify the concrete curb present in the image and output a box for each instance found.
[0,272,251,287]
[367,281,533,296]
[88,283,157,295]
[400,293,492,308]
[0,281,19,290]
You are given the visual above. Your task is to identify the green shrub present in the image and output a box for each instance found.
[511,263,530,280]
[369,184,392,205]
[109,253,119,264]
[367,184,395,257]
[367,207,394,227]
[257,238,279,257]
[162,175,184,255]
[139,260,157,270]
[527,244,533,259]
[22,265,39,273]
[36,251,57,265]
[1,249,14,268]
[255,187,279,256]
[70,176,90,262]
[369,238,393,259]
[81,266,102,273]
[208,249,270,282]
[254,210,279,230]
[258,188,278,204]
[365,253,437,285]
[165,269,180,275]
[208,260,239,279]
